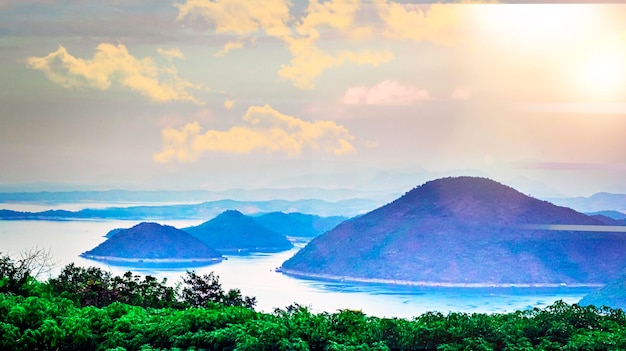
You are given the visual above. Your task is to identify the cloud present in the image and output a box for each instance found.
[340,80,431,105]
[175,0,393,90]
[375,2,469,45]
[153,104,356,163]
[280,47,394,90]
[223,99,235,109]
[214,40,245,57]
[174,0,292,37]
[157,48,185,61]
[25,44,206,104]
[172,1,495,90]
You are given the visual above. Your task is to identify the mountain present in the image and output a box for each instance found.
[0,187,389,203]
[281,176,626,286]
[81,222,223,267]
[588,214,626,226]
[183,210,293,253]
[548,193,626,213]
[0,198,377,219]
[104,227,124,238]
[253,212,347,238]
[586,211,626,227]
[586,210,626,220]
[579,274,626,309]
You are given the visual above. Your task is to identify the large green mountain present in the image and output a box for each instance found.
[183,210,293,253]
[81,222,223,266]
[281,176,626,285]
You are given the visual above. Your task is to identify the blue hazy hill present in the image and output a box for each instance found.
[253,212,346,238]
[182,210,294,254]
[81,222,223,267]
[103,211,345,239]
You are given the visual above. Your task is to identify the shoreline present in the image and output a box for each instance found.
[80,254,225,264]
[278,268,605,288]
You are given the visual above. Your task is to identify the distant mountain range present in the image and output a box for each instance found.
[182,210,293,254]
[3,186,626,219]
[548,193,626,214]
[587,211,626,226]
[0,198,375,219]
[281,176,626,286]
[81,222,223,267]
[0,187,395,203]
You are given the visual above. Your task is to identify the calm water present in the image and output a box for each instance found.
[0,218,596,319]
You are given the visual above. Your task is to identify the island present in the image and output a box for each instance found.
[81,222,224,268]
[280,176,626,286]
[183,210,294,254]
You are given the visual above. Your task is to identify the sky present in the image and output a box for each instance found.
[1,0,626,198]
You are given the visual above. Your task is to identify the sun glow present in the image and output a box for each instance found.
[580,47,626,98]
[469,4,592,47]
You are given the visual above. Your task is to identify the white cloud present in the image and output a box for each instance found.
[340,80,431,105]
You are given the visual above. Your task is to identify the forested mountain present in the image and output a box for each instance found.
[183,210,293,253]
[253,212,346,238]
[81,222,223,266]
[282,176,626,285]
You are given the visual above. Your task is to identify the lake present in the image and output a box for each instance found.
[0,217,597,319]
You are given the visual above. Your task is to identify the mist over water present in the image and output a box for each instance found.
[0,218,595,318]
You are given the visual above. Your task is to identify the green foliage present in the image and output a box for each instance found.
[3,292,626,351]
[180,270,256,309]
[4,255,626,351]
[0,250,52,296]
[49,263,182,309]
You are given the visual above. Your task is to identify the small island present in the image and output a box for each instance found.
[183,210,294,254]
[81,222,224,268]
